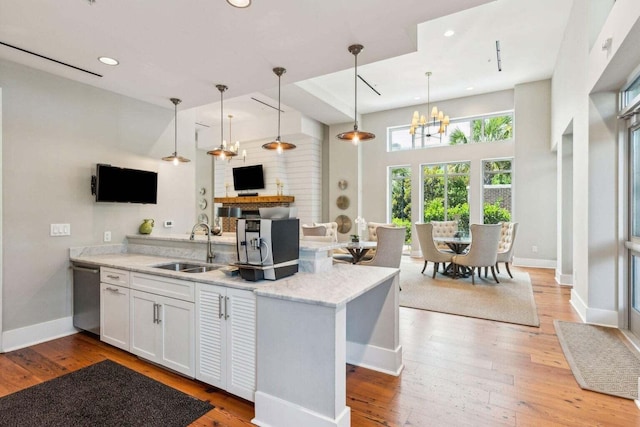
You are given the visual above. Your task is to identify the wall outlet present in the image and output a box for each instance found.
[164,220,174,228]
[50,223,71,236]
[532,245,538,253]
[104,231,112,242]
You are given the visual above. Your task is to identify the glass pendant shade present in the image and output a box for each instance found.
[262,67,296,152]
[162,98,190,164]
[336,44,375,143]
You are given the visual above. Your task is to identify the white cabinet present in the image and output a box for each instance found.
[130,273,195,377]
[196,283,256,402]
[100,268,130,351]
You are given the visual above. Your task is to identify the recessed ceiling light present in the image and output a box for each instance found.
[414,96,421,100]
[466,87,474,91]
[444,30,455,37]
[226,0,251,8]
[98,56,119,66]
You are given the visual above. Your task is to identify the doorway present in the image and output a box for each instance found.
[629,126,640,337]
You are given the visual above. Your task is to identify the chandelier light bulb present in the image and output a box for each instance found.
[173,157,179,166]
[409,72,449,142]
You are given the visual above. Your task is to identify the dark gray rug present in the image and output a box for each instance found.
[0,359,213,426]
[555,320,640,399]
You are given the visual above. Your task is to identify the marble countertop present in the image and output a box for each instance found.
[70,251,398,308]
[126,233,347,252]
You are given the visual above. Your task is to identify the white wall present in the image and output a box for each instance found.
[328,88,557,265]
[513,80,557,266]
[0,59,196,335]
[551,0,640,326]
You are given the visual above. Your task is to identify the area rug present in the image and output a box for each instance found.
[554,320,640,399]
[0,359,213,426]
[399,259,540,327]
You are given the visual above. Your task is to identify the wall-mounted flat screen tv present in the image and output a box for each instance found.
[92,164,158,204]
[233,164,265,191]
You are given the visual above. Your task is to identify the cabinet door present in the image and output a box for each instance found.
[130,290,160,362]
[226,288,256,402]
[159,294,195,377]
[195,284,227,389]
[100,283,130,351]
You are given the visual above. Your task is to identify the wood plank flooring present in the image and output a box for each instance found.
[1,261,639,426]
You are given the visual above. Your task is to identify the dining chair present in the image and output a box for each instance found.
[301,224,326,236]
[451,224,502,285]
[359,226,406,269]
[301,224,333,242]
[415,223,454,278]
[312,222,338,242]
[496,222,519,278]
[366,222,395,242]
[430,220,458,250]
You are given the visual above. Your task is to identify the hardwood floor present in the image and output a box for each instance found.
[1,261,639,426]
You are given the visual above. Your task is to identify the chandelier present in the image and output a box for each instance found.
[409,72,450,141]
[207,84,245,161]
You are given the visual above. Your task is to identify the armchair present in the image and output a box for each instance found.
[415,223,454,278]
[451,224,502,285]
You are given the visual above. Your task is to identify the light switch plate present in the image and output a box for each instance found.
[50,223,71,236]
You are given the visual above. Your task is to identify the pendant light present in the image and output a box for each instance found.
[336,44,375,143]
[262,67,296,154]
[207,84,243,160]
[162,98,190,165]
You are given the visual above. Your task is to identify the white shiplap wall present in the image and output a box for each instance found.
[209,128,323,227]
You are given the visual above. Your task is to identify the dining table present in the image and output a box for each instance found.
[433,235,472,278]
[345,241,378,264]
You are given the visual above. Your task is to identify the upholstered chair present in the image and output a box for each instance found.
[313,222,338,243]
[301,225,332,242]
[496,222,519,278]
[359,226,406,269]
[451,224,502,285]
[430,220,458,250]
[415,223,455,278]
[366,222,395,242]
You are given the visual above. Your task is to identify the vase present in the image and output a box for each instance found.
[139,219,154,235]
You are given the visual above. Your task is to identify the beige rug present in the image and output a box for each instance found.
[554,320,640,400]
[399,258,540,327]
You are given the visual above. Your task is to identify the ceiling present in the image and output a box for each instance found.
[0,0,573,127]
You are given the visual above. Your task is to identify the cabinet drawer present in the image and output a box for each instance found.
[131,272,195,302]
[101,267,130,287]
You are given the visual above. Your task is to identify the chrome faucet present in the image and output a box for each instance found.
[190,222,215,263]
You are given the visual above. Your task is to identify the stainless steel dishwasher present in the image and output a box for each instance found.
[71,263,101,335]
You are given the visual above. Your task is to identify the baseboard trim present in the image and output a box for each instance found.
[1,316,78,353]
[585,307,619,328]
[252,391,350,427]
[346,341,404,376]
[513,257,556,269]
[569,289,587,322]
[555,271,573,286]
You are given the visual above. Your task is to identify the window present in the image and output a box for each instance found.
[422,162,470,232]
[623,75,640,110]
[388,112,513,152]
[448,113,513,145]
[389,166,412,244]
[482,159,513,224]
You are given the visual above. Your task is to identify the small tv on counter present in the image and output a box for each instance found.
[92,164,158,204]
[233,164,265,191]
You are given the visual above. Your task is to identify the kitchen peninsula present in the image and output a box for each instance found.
[70,235,402,427]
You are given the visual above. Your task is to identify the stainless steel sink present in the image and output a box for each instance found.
[153,262,219,273]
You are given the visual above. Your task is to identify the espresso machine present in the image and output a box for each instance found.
[236,218,299,281]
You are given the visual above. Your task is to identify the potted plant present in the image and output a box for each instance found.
[350,234,360,243]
